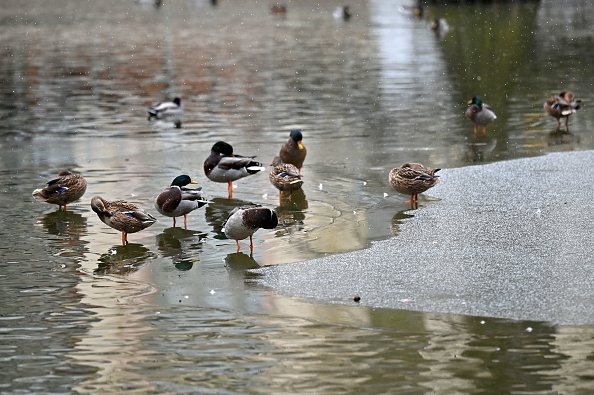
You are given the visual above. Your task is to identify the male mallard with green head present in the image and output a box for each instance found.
[544,90,581,131]
[465,96,497,136]
[91,196,157,245]
[389,163,440,204]
[155,175,208,228]
[279,129,307,173]
[203,141,265,198]
[269,157,304,203]
[32,170,87,211]
[223,206,278,252]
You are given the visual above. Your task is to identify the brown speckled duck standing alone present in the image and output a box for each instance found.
[389,163,440,204]
[32,170,87,211]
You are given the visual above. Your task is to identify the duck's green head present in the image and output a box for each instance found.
[289,129,305,149]
[170,175,197,187]
[469,96,483,107]
[211,141,234,156]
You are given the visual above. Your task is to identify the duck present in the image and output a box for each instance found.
[203,141,265,198]
[465,96,497,136]
[279,129,307,173]
[32,170,87,210]
[155,175,209,228]
[147,97,181,119]
[269,157,304,202]
[270,4,287,14]
[544,90,581,131]
[389,163,440,204]
[333,5,353,21]
[91,196,157,245]
[431,18,449,34]
[222,205,278,251]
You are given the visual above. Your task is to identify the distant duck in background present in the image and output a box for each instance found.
[544,90,581,131]
[223,205,278,252]
[91,196,157,245]
[333,5,353,21]
[155,175,209,228]
[203,141,265,199]
[147,97,181,119]
[389,163,440,205]
[32,170,87,211]
[270,3,287,15]
[279,129,307,173]
[465,96,497,136]
[431,18,449,34]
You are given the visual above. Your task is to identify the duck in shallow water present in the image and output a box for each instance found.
[389,163,440,204]
[544,90,581,131]
[32,170,87,211]
[155,175,208,228]
[147,97,181,119]
[223,205,278,252]
[465,96,497,136]
[91,196,157,245]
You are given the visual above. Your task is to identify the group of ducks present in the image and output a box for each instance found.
[33,89,581,251]
[465,90,581,137]
[32,127,307,251]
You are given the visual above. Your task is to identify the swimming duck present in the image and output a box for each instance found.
[155,175,209,228]
[91,196,157,245]
[269,157,304,202]
[147,97,181,119]
[544,90,581,130]
[389,163,440,204]
[279,129,307,173]
[223,205,278,251]
[333,5,353,21]
[203,141,265,198]
[465,96,497,136]
[32,170,87,210]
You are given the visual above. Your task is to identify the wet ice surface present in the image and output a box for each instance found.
[256,150,594,325]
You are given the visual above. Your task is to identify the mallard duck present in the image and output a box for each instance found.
[279,129,307,173]
[155,175,209,228]
[389,163,440,203]
[223,205,278,251]
[147,97,181,119]
[32,170,87,210]
[269,157,304,202]
[91,196,157,245]
[203,141,265,198]
[544,90,581,130]
[333,5,353,21]
[465,96,497,136]
[431,18,449,33]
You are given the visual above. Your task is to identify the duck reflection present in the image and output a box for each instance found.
[95,243,156,275]
[466,136,497,163]
[273,188,308,235]
[390,210,414,235]
[224,252,260,270]
[38,209,87,238]
[547,129,579,147]
[155,227,206,271]
[204,196,254,238]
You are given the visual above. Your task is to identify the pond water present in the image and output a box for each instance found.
[2,0,594,393]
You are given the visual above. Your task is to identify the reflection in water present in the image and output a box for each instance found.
[37,209,87,238]
[466,137,497,163]
[95,244,157,275]
[224,252,260,270]
[156,227,206,270]
[390,210,414,235]
[547,130,579,148]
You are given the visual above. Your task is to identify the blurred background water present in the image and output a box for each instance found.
[2,0,594,393]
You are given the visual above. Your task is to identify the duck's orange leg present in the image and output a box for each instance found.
[172,217,177,227]
[235,240,241,252]
[249,235,254,251]
[121,232,128,245]
[183,214,188,229]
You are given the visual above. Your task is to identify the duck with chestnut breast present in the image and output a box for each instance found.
[155,175,209,228]
[465,96,497,136]
[91,196,157,245]
[389,163,440,204]
[223,205,278,252]
[269,156,303,203]
[544,90,581,131]
[203,141,265,198]
[147,97,181,119]
[32,170,87,211]
[279,129,307,173]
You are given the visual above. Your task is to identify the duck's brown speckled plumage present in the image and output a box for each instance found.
[91,196,157,244]
[389,163,440,203]
[32,170,87,210]
[279,130,307,172]
[269,157,303,200]
[544,90,580,130]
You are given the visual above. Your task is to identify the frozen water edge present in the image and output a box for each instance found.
[255,150,594,325]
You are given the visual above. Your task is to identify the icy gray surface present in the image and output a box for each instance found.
[256,151,594,325]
